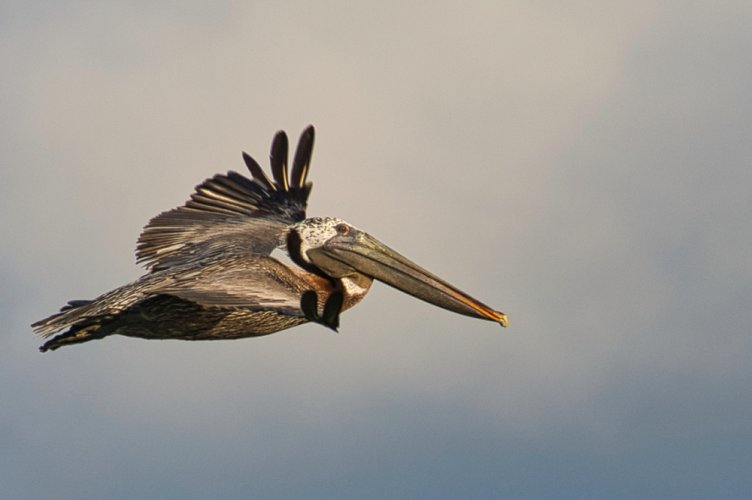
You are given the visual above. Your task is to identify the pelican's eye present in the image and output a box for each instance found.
[336,223,350,235]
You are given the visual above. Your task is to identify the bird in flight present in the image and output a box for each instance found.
[33,126,508,352]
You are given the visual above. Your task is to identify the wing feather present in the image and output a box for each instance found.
[136,127,315,271]
[32,255,318,338]
[242,152,275,192]
[291,126,315,189]
[152,256,317,316]
[270,130,289,191]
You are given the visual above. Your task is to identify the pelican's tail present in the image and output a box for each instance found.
[32,300,108,352]
[38,323,107,352]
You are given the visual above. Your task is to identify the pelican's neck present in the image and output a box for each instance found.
[340,273,373,311]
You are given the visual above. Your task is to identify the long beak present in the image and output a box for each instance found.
[310,232,508,327]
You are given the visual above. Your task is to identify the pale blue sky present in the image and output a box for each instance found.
[2,1,751,498]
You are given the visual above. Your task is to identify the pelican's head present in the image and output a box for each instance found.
[289,217,508,327]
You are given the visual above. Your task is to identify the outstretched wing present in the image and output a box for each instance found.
[136,126,315,271]
[31,255,320,340]
[150,255,321,316]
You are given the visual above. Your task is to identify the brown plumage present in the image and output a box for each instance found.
[33,126,507,352]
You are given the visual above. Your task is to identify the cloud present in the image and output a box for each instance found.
[3,1,751,498]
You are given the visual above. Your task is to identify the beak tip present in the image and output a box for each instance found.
[496,312,509,328]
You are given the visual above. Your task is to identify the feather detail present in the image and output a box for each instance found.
[242,152,275,191]
[291,125,315,189]
[135,127,315,271]
[270,130,289,191]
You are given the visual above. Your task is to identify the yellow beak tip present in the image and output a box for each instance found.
[497,313,509,328]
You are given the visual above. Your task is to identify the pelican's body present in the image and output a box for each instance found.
[33,127,507,352]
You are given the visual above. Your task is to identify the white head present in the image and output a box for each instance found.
[288,216,508,326]
[290,217,358,266]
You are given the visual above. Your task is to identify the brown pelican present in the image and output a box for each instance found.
[33,126,508,352]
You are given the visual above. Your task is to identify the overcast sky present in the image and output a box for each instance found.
[2,1,751,498]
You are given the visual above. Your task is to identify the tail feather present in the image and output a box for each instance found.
[33,273,152,350]
[32,299,96,338]
[34,298,112,352]
[39,323,106,352]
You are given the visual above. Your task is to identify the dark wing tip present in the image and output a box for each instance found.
[270,131,290,191]
[242,151,274,191]
[291,125,315,189]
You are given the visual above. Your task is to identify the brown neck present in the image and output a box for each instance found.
[339,273,373,311]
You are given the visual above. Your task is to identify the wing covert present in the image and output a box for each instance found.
[152,255,317,317]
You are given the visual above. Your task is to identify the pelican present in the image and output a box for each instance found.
[33,126,508,352]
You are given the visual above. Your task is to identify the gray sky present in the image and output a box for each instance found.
[2,1,751,498]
